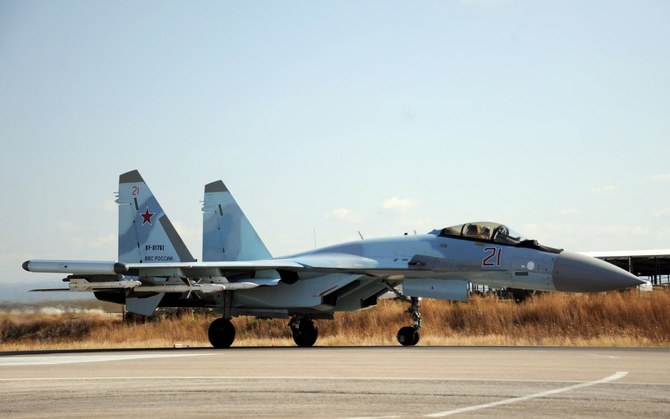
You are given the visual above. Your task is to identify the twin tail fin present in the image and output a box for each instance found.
[117,170,195,264]
[202,181,272,261]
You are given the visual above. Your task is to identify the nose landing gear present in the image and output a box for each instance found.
[396,296,421,346]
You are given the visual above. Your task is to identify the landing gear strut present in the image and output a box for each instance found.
[208,317,236,348]
[397,296,421,346]
[289,317,318,347]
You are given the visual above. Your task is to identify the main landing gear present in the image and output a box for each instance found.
[208,316,319,348]
[289,317,318,347]
[396,296,421,346]
[208,317,236,348]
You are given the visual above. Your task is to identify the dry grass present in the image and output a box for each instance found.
[1,289,669,350]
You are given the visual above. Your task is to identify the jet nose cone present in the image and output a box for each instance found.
[553,251,645,292]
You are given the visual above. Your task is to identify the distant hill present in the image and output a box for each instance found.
[0,279,89,303]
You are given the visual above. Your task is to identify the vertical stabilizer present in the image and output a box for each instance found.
[117,170,195,264]
[202,181,272,261]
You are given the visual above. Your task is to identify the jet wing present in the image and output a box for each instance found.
[122,253,380,277]
[25,252,482,279]
[123,252,484,280]
[25,254,381,278]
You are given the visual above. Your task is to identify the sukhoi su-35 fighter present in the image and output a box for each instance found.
[23,170,645,347]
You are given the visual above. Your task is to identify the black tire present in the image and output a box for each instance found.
[208,318,235,348]
[397,326,420,346]
[411,330,420,346]
[291,319,318,347]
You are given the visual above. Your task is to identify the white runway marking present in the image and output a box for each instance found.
[344,371,629,419]
[0,353,210,366]
[424,371,629,417]
[587,353,619,360]
[0,374,623,383]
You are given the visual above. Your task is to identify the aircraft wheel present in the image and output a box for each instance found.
[397,326,420,346]
[208,318,236,348]
[290,318,318,347]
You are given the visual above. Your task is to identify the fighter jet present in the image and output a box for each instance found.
[23,170,644,348]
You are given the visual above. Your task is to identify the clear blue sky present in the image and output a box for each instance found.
[1,1,669,300]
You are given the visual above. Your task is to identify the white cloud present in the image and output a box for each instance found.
[591,185,616,194]
[0,251,35,264]
[171,221,200,250]
[603,225,650,237]
[381,197,417,213]
[265,233,304,254]
[654,208,670,218]
[559,208,583,216]
[102,199,117,213]
[58,221,83,234]
[651,174,670,183]
[325,208,361,222]
[389,216,436,235]
[518,222,578,241]
[91,234,116,249]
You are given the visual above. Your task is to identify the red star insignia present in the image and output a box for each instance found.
[141,208,154,225]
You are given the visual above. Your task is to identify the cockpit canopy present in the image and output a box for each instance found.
[435,222,524,245]
[432,221,563,253]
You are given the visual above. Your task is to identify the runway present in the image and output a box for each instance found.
[1,346,669,418]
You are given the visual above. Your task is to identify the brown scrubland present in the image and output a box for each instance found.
[1,289,669,351]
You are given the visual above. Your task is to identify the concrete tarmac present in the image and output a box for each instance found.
[1,346,669,418]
